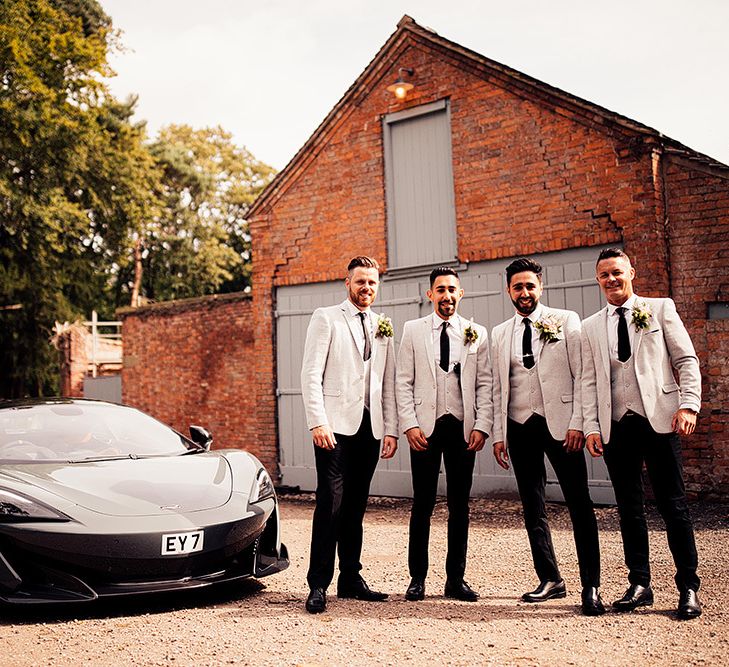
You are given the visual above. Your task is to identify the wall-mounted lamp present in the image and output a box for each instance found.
[386,67,415,100]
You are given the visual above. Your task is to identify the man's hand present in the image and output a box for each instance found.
[381,435,398,459]
[311,424,336,450]
[467,429,486,452]
[405,427,428,452]
[492,441,509,470]
[585,433,603,458]
[564,429,585,453]
[672,408,697,436]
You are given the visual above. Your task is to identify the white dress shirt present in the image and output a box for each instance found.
[511,303,544,367]
[606,294,638,360]
[430,313,462,371]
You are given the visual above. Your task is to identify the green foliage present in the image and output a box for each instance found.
[0,1,274,397]
[0,0,156,397]
[140,125,275,301]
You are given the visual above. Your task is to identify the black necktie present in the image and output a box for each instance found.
[439,321,449,372]
[358,312,371,361]
[522,318,535,369]
[617,307,631,362]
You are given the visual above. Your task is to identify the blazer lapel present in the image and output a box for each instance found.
[598,307,610,378]
[342,301,364,358]
[501,316,516,384]
[457,314,469,367]
[423,317,436,380]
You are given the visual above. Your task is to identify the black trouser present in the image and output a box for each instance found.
[508,415,601,589]
[306,411,381,591]
[408,414,475,582]
[604,413,699,592]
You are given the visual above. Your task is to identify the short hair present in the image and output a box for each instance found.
[505,257,543,286]
[347,256,380,274]
[596,248,630,267]
[429,266,459,287]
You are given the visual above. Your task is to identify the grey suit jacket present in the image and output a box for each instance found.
[491,306,583,444]
[581,296,701,443]
[396,313,493,441]
[300,300,397,440]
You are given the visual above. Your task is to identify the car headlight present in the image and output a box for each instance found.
[0,488,70,522]
[249,468,275,504]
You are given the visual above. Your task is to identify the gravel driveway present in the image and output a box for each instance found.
[1,495,727,666]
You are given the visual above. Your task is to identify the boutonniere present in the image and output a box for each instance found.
[375,313,394,338]
[463,319,479,345]
[631,301,652,331]
[533,315,564,343]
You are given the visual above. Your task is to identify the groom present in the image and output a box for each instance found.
[396,267,492,602]
[581,248,702,619]
[300,256,398,614]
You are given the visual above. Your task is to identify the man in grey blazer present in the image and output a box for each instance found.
[396,267,492,602]
[582,248,702,619]
[300,256,398,614]
[491,257,603,616]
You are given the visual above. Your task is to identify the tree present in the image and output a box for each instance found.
[0,0,158,396]
[133,125,275,303]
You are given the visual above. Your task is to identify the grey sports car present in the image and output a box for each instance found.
[0,398,289,605]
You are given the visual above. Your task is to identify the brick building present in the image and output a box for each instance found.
[122,16,729,499]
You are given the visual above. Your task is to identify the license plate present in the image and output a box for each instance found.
[161,530,204,555]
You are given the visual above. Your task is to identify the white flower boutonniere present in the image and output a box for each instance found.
[463,319,479,345]
[375,313,394,338]
[533,315,564,343]
[631,301,652,331]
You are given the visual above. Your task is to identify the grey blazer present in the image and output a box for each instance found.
[491,306,583,444]
[300,300,397,440]
[581,296,701,443]
[395,313,493,441]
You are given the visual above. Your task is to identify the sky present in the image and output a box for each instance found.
[100,0,729,171]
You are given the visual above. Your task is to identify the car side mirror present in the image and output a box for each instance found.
[189,425,213,451]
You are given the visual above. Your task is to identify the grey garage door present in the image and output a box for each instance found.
[275,246,615,504]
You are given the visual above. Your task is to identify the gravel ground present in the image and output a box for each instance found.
[1,494,727,667]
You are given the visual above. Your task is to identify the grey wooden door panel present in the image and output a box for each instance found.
[275,246,615,503]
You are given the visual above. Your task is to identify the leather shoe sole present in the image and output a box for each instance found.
[612,585,653,612]
[337,589,388,601]
[522,580,567,603]
[444,581,479,602]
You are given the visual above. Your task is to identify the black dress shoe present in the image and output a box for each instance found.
[612,584,653,611]
[581,587,606,616]
[677,588,702,620]
[521,579,566,603]
[305,588,327,614]
[444,580,479,602]
[337,577,388,601]
[405,578,425,601]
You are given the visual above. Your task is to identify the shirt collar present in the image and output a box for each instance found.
[431,312,462,333]
[345,299,371,319]
[514,302,544,324]
[607,293,638,317]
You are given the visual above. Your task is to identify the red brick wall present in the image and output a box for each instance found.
[664,157,729,499]
[118,293,276,474]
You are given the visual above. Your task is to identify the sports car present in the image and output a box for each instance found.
[0,398,289,605]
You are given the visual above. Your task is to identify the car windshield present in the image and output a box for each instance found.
[0,403,196,462]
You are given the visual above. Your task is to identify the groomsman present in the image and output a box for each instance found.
[396,267,492,602]
[491,258,603,616]
[300,256,398,614]
[582,248,702,619]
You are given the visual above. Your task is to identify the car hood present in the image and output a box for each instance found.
[0,454,233,517]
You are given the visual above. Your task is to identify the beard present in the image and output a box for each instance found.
[437,300,456,318]
[512,296,537,315]
[349,287,375,309]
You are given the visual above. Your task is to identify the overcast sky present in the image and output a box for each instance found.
[100,0,729,171]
